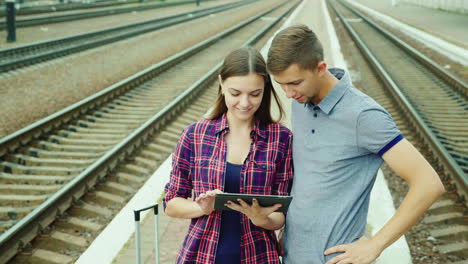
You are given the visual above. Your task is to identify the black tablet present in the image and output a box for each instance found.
[214,193,293,213]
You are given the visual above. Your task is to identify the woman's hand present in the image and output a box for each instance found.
[225,198,282,228]
[195,189,223,215]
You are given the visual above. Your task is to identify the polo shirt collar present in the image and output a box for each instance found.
[312,68,350,115]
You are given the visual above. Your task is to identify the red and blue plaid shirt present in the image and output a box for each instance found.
[163,113,293,264]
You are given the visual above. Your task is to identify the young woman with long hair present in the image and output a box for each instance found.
[163,46,293,264]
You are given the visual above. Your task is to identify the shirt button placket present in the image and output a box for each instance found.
[312,106,319,133]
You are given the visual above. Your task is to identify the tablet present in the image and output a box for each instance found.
[214,193,293,213]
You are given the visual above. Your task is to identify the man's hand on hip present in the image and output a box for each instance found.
[324,236,382,264]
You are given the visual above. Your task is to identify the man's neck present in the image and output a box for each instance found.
[311,71,339,106]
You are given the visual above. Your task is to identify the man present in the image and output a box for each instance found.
[266,24,444,264]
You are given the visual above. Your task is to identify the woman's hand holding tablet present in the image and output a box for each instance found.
[214,193,293,213]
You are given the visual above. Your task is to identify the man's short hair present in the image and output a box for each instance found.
[267,24,324,74]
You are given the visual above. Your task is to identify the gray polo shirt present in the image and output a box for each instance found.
[283,68,403,264]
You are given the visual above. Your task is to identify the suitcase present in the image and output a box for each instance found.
[133,203,159,264]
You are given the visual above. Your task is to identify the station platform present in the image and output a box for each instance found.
[346,0,468,66]
[349,0,468,49]
[76,0,413,263]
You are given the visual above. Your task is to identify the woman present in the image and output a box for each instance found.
[163,46,293,264]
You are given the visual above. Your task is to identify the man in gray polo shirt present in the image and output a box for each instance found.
[267,25,444,264]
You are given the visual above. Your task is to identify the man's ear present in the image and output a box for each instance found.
[316,61,327,75]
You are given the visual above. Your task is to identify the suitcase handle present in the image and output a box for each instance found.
[134,204,159,264]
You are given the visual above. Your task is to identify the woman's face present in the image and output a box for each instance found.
[220,73,265,123]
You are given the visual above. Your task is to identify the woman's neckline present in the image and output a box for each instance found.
[227,161,243,166]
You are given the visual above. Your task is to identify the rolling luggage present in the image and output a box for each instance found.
[133,204,159,264]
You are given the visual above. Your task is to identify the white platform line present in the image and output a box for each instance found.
[76,157,172,264]
[322,0,347,69]
[260,0,307,57]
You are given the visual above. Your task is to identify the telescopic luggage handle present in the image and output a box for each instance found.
[134,204,159,264]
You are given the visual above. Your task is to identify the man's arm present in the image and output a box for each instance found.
[325,138,444,264]
[371,138,444,250]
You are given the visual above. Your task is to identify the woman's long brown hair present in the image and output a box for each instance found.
[207,46,284,125]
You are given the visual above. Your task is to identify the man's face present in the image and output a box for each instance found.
[272,63,320,104]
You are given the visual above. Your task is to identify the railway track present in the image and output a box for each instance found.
[329,0,467,262]
[0,0,151,17]
[0,0,255,73]
[0,0,299,263]
[0,0,215,29]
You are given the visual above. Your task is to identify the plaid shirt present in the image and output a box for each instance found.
[163,113,293,264]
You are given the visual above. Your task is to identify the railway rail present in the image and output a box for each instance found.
[0,0,160,17]
[0,0,299,263]
[0,0,255,73]
[0,0,215,29]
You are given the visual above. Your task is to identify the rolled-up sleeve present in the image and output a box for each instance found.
[272,132,293,196]
[163,125,193,209]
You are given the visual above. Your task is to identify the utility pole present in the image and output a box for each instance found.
[6,0,16,42]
